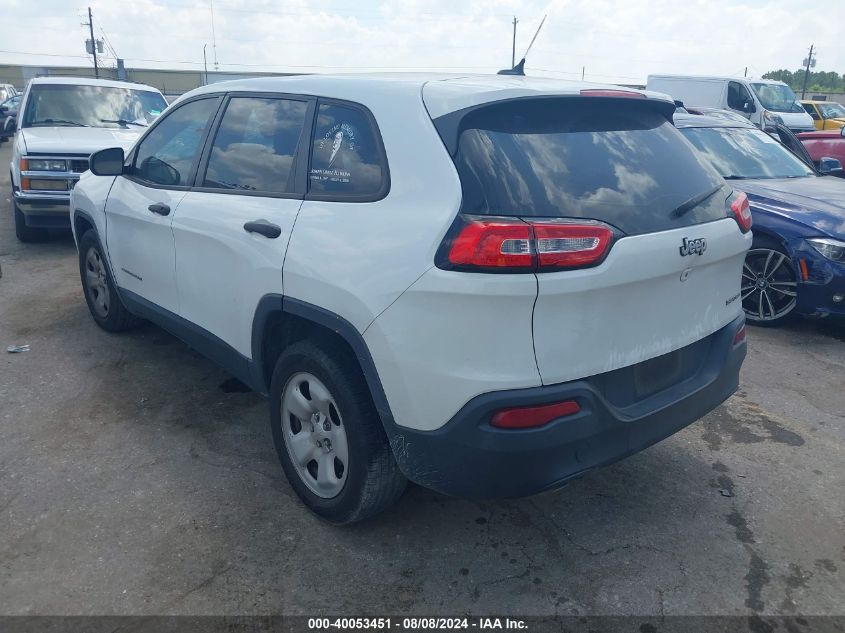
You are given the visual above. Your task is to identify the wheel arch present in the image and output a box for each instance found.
[251,295,397,429]
[72,209,97,245]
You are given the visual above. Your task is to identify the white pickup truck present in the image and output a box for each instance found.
[9,76,167,241]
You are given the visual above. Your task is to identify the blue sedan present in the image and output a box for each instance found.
[676,114,845,325]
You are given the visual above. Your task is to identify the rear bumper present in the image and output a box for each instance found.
[387,314,746,499]
[13,191,71,228]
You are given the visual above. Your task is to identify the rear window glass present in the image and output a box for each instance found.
[439,98,729,235]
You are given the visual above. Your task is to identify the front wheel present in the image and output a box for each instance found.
[741,242,798,326]
[269,341,406,524]
[78,230,143,332]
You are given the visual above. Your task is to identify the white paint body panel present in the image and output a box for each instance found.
[283,82,462,333]
[533,219,751,385]
[172,192,301,357]
[104,177,183,313]
[363,268,541,431]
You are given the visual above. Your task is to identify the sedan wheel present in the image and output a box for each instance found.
[741,247,798,324]
[281,372,349,499]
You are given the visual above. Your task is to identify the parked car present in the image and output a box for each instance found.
[9,76,167,242]
[71,75,750,523]
[648,75,815,133]
[676,113,845,325]
[801,100,845,131]
[0,93,21,143]
[799,127,845,176]
[684,105,755,125]
[0,83,17,103]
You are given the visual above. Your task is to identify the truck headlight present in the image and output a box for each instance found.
[23,158,67,171]
[808,238,845,262]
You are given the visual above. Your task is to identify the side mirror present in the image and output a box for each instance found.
[89,147,125,176]
[743,101,756,114]
[818,157,844,177]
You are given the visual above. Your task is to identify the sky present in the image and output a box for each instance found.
[0,0,842,85]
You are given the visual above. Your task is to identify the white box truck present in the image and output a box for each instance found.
[647,75,815,133]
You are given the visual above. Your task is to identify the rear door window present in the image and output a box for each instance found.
[202,96,309,194]
[307,102,387,199]
[436,98,728,235]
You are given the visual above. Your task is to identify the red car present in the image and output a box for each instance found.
[798,127,845,177]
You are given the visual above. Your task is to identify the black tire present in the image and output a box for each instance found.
[78,229,143,332]
[269,340,407,524]
[14,200,48,242]
[742,236,798,327]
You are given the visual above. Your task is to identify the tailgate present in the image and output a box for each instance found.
[533,218,750,385]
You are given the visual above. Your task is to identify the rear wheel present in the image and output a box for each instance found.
[14,200,48,242]
[269,341,406,524]
[741,239,798,326]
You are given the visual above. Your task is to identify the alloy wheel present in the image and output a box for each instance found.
[281,372,349,499]
[741,248,798,322]
[85,246,111,318]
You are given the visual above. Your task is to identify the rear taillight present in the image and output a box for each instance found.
[491,400,581,429]
[446,219,533,270]
[442,216,616,273]
[534,223,614,269]
[730,191,752,233]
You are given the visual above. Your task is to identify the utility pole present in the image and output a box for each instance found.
[801,44,815,99]
[87,7,99,78]
[744,67,747,78]
[511,17,518,67]
[203,44,209,86]
[582,66,585,80]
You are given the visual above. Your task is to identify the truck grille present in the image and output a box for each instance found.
[69,159,90,173]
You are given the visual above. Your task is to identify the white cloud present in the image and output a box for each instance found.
[0,0,841,85]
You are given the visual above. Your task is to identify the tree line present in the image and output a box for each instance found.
[762,69,845,93]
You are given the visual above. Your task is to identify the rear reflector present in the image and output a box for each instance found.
[579,89,646,99]
[491,400,581,429]
[730,192,752,233]
[733,324,747,346]
[444,216,615,272]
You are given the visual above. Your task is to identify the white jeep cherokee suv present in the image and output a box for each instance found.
[71,75,751,523]
[10,76,166,242]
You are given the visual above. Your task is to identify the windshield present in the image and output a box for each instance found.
[22,84,167,129]
[819,102,845,119]
[750,83,804,113]
[437,98,729,235]
[680,126,814,180]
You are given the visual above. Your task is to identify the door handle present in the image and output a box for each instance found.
[148,203,170,216]
[243,219,282,239]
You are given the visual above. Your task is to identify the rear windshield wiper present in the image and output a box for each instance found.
[99,118,147,127]
[29,119,88,127]
[723,175,751,180]
[670,184,723,218]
